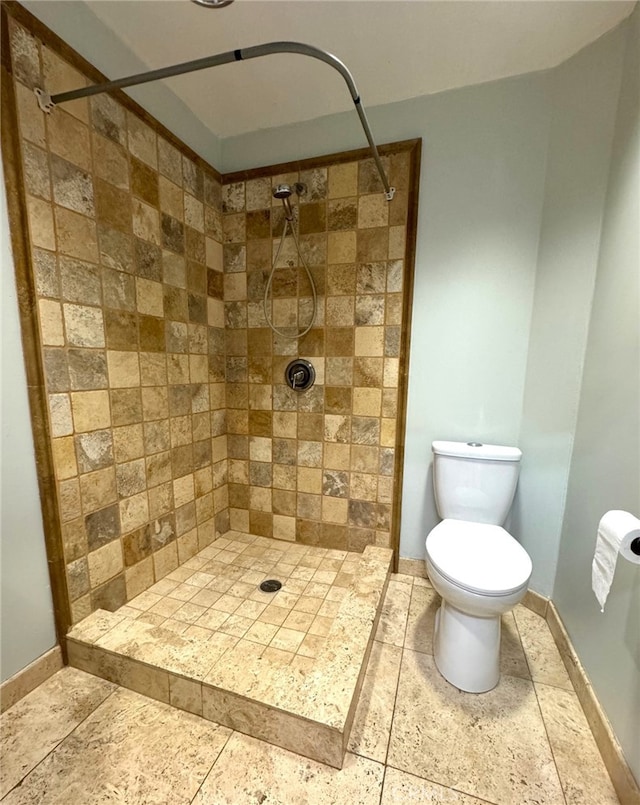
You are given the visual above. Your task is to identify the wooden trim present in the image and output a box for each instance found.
[1,1,221,181]
[223,138,422,186]
[1,4,72,652]
[546,602,640,805]
[0,646,63,712]
[391,139,421,573]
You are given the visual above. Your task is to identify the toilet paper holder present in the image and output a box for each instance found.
[631,537,640,556]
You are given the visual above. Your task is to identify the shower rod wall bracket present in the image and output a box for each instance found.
[35,88,55,114]
[33,40,395,200]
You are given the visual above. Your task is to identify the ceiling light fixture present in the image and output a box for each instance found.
[190,0,234,7]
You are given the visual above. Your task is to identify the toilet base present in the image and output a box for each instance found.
[433,601,501,693]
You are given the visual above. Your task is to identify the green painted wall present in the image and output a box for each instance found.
[514,22,628,595]
[554,6,640,780]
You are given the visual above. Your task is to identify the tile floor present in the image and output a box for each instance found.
[73,531,368,673]
[1,573,621,805]
[65,532,392,766]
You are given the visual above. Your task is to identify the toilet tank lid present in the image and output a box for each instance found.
[432,441,522,462]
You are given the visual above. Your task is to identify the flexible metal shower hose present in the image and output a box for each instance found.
[263,213,318,340]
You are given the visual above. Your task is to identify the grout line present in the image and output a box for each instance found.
[188,725,235,805]
[511,605,536,683]
[378,763,387,804]
[2,668,119,799]
[382,761,503,805]
[380,578,412,769]
[529,678,570,805]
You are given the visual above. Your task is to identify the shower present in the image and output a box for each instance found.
[264,183,318,339]
[273,183,304,222]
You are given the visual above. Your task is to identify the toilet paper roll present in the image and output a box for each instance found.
[592,510,640,612]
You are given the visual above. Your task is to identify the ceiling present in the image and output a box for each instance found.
[29,1,636,139]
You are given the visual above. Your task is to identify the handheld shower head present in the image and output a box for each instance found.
[273,184,299,222]
[273,184,293,200]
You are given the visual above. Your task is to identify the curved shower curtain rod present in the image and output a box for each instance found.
[35,41,396,200]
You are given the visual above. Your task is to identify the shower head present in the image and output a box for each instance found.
[273,184,295,221]
[272,183,306,222]
[273,184,293,200]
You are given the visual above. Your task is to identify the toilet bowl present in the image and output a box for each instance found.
[424,440,533,693]
[425,519,531,692]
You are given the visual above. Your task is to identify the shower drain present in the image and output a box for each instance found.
[259,579,282,593]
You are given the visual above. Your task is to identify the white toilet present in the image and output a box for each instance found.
[425,440,532,693]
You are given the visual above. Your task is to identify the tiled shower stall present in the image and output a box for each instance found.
[3,8,418,630]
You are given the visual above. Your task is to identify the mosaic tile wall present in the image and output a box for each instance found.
[7,18,228,623]
[221,153,412,552]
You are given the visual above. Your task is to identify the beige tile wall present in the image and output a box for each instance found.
[221,153,412,552]
[6,11,416,624]
[8,18,228,623]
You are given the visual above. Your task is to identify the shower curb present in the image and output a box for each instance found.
[66,539,392,769]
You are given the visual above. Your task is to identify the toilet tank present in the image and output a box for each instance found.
[432,441,522,525]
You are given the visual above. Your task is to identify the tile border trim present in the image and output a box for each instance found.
[397,557,427,578]
[546,602,639,805]
[522,588,548,618]
[0,645,64,712]
[1,5,72,644]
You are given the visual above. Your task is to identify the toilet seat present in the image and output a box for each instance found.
[426,519,532,596]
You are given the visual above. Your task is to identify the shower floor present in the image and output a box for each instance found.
[66,531,392,768]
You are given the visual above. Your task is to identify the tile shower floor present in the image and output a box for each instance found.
[64,532,392,768]
[1,571,622,805]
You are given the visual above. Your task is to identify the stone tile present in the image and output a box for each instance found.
[92,132,129,190]
[63,303,105,348]
[90,94,126,147]
[0,667,115,798]
[22,141,50,200]
[535,682,620,804]
[27,196,56,251]
[328,163,358,199]
[193,734,384,804]
[47,109,91,172]
[387,650,564,804]
[78,473,114,527]
[131,157,159,206]
[55,207,98,262]
[111,388,143,427]
[91,574,127,611]
[127,112,157,168]
[105,310,138,351]
[381,767,490,805]
[375,576,412,646]
[2,687,230,805]
[85,504,120,551]
[158,138,183,185]
[513,605,573,690]
[31,248,59,299]
[88,540,123,587]
[51,155,94,217]
[348,641,402,762]
[99,226,134,274]
[59,257,101,306]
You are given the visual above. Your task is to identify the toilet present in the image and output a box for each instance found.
[425,440,532,693]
